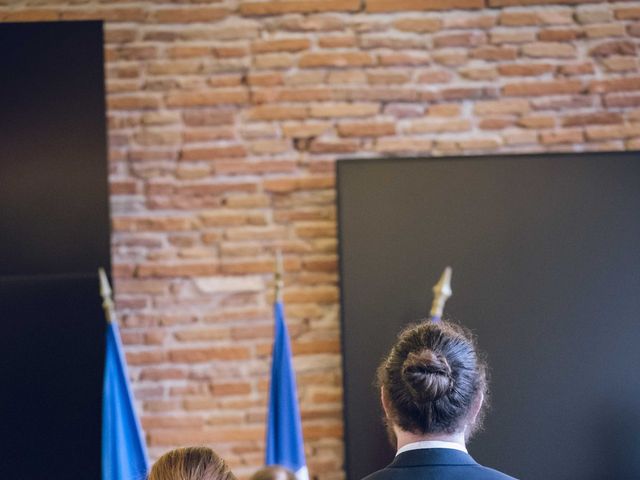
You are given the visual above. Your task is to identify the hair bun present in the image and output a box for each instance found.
[401,350,452,402]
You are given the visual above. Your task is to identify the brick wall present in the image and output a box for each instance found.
[5,0,640,478]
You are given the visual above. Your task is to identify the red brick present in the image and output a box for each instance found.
[378,52,431,66]
[180,145,247,161]
[562,112,623,127]
[375,137,434,154]
[522,42,576,58]
[589,41,636,57]
[474,99,530,115]
[585,123,640,140]
[299,52,374,68]
[491,0,599,5]
[538,28,581,42]
[108,95,161,110]
[503,79,583,96]
[540,129,584,145]
[309,139,360,154]
[518,115,555,129]
[444,14,496,29]
[251,38,311,53]
[499,11,540,26]
[166,90,249,107]
[247,105,308,120]
[434,32,486,48]
[169,346,251,363]
[182,109,235,127]
[604,93,640,108]
[310,103,379,118]
[589,77,640,94]
[319,35,357,49]
[615,7,640,20]
[417,69,454,83]
[470,46,518,61]
[240,0,360,15]
[560,63,595,76]
[497,63,555,76]
[337,122,396,137]
[393,17,442,33]
[152,7,228,23]
[136,262,219,277]
[367,0,483,12]
[113,216,193,232]
[479,117,515,130]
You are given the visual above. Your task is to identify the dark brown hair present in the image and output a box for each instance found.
[148,446,236,480]
[249,466,297,480]
[377,320,488,435]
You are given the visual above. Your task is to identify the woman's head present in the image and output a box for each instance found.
[377,320,488,438]
[249,466,296,480]
[148,446,236,480]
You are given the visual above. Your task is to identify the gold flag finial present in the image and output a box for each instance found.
[274,250,284,302]
[429,266,452,320]
[99,267,115,323]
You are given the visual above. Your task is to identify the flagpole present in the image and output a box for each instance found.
[98,267,115,324]
[429,266,452,321]
[274,249,284,302]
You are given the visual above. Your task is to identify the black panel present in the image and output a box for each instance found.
[0,274,106,478]
[0,21,110,276]
[0,21,110,479]
[338,152,640,480]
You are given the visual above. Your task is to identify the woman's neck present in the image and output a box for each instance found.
[394,426,467,451]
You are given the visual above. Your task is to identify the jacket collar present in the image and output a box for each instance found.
[389,448,479,468]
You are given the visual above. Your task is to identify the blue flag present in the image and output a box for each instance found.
[266,300,308,480]
[102,320,149,480]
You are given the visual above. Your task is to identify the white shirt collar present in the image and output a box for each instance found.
[396,440,468,456]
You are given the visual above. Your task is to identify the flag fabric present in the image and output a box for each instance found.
[266,300,308,480]
[102,319,149,480]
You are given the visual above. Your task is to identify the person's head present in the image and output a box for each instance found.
[148,446,236,480]
[249,466,296,480]
[377,320,488,443]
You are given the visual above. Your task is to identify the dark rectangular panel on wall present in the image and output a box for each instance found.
[0,275,105,478]
[0,21,110,479]
[0,21,110,276]
[338,152,640,480]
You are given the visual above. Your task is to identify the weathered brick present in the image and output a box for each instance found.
[615,7,640,20]
[503,79,583,96]
[310,102,379,118]
[408,118,471,134]
[240,0,360,16]
[589,77,640,94]
[166,90,249,107]
[562,112,623,127]
[393,17,442,33]
[589,41,636,57]
[375,137,434,154]
[337,121,396,137]
[497,63,555,76]
[540,128,584,145]
[474,99,530,115]
[152,7,228,23]
[522,42,576,58]
[251,38,311,53]
[247,105,308,120]
[538,28,581,42]
[299,52,375,68]
[367,0,483,13]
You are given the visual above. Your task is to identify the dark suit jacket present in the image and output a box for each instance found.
[361,448,517,480]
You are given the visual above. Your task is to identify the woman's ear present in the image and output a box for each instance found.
[380,387,390,418]
[468,391,484,425]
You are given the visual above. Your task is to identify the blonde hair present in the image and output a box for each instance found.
[148,446,236,480]
[249,466,296,480]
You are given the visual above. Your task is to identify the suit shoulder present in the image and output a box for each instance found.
[475,464,518,480]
